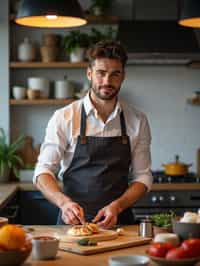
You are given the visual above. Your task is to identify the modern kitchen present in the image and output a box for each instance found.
[0,0,200,265]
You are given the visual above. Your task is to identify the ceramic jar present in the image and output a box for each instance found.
[27,77,50,98]
[18,38,36,62]
[54,79,74,98]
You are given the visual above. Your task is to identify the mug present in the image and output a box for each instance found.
[12,86,26,99]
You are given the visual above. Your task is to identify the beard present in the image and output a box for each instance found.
[90,80,121,101]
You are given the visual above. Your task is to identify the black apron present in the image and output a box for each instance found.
[57,105,134,225]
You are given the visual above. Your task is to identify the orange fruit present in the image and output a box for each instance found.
[0,224,26,250]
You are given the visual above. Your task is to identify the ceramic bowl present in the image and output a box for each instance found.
[31,236,59,260]
[172,218,200,240]
[109,255,150,266]
[27,89,41,100]
[0,248,31,266]
[149,255,200,266]
[0,217,8,228]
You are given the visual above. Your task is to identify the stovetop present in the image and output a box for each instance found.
[152,171,200,183]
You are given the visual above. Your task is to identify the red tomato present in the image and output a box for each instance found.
[181,239,200,258]
[164,242,177,252]
[147,242,168,257]
[166,247,189,260]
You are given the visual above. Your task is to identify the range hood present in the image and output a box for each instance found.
[117,20,200,64]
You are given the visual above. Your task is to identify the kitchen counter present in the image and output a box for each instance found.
[25,225,200,266]
[1,182,200,208]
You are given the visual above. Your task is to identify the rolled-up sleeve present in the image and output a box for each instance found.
[130,114,153,191]
[33,110,67,184]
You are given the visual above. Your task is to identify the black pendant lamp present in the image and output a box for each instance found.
[15,0,87,28]
[178,0,200,28]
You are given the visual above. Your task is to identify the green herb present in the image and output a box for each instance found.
[77,238,97,246]
[150,211,176,228]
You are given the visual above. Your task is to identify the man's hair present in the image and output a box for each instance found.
[86,40,128,68]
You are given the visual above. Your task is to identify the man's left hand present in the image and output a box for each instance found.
[92,201,121,229]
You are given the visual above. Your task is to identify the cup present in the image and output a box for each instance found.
[54,80,74,98]
[31,236,59,260]
[109,255,150,266]
[12,86,26,99]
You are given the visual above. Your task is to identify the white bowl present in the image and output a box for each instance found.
[109,255,150,266]
[31,236,59,260]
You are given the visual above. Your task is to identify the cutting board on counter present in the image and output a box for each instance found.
[59,232,151,255]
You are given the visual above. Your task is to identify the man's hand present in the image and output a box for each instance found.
[92,201,121,229]
[60,200,85,225]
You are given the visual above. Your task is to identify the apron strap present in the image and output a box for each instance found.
[80,104,128,145]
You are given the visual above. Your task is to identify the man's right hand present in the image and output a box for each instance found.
[60,200,85,225]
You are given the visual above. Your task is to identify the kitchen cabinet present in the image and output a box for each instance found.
[19,191,59,225]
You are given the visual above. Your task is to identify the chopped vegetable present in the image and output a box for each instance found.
[77,238,98,246]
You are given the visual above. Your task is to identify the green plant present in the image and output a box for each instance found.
[63,30,90,54]
[89,27,116,44]
[0,128,24,177]
[150,211,176,228]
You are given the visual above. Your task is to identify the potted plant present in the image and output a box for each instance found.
[0,128,24,182]
[89,0,112,16]
[63,30,90,62]
[150,211,176,236]
[89,26,116,45]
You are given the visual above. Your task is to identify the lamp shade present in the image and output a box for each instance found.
[15,0,87,28]
[178,0,200,28]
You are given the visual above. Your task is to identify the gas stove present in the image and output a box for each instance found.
[133,171,200,221]
[152,171,199,183]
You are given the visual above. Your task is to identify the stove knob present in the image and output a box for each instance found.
[151,196,157,203]
[170,195,176,202]
[159,196,164,202]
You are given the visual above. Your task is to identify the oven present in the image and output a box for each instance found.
[132,171,200,222]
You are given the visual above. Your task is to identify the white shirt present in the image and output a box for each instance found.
[34,93,153,191]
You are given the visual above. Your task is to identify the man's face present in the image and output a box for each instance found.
[87,58,125,101]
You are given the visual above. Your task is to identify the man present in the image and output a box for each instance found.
[34,41,153,228]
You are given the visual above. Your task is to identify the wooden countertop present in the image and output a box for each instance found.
[25,225,200,266]
[1,182,200,208]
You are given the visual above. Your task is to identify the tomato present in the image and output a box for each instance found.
[166,247,189,260]
[147,242,169,257]
[181,239,200,258]
[163,242,177,251]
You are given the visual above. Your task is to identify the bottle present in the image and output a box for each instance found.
[18,37,36,62]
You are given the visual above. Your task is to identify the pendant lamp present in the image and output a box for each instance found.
[15,0,87,28]
[178,0,200,28]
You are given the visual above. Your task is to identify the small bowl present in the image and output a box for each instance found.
[0,217,8,228]
[31,236,59,260]
[109,255,150,266]
[0,247,31,266]
[172,218,200,240]
[27,89,41,100]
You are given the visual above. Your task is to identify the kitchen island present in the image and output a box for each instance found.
[24,225,200,266]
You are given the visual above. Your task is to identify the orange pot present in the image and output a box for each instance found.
[162,155,192,176]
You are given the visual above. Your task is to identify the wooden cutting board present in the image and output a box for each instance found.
[60,229,118,243]
[59,232,151,255]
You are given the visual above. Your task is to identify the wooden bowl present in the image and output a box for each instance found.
[149,255,200,266]
[0,248,31,266]
[27,89,41,100]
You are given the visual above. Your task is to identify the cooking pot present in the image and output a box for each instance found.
[162,155,192,176]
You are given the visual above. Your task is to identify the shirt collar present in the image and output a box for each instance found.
[83,91,122,117]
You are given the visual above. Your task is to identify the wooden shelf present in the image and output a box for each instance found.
[10,61,88,69]
[187,98,200,105]
[10,98,75,106]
